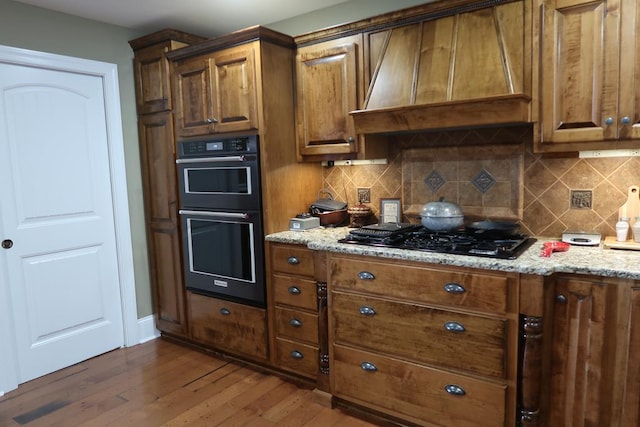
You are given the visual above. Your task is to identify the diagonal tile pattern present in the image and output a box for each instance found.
[321,126,640,238]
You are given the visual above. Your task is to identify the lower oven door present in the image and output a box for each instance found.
[179,209,265,306]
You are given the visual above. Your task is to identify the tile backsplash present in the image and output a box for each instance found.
[322,126,640,238]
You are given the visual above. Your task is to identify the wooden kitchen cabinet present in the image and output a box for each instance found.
[546,274,640,426]
[534,0,640,152]
[137,112,187,336]
[131,30,206,115]
[328,253,520,426]
[268,243,321,380]
[129,30,205,338]
[188,292,268,361]
[294,35,387,161]
[294,35,360,160]
[172,45,258,137]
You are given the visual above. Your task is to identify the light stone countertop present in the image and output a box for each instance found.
[265,227,640,279]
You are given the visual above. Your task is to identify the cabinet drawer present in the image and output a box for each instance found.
[271,244,315,277]
[333,344,506,427]
[275,337,319,379]
[188,292,267,360]
[330,256,510,313]
[332,291,506,378]
[275,306,318,345]
[273,273,317,310]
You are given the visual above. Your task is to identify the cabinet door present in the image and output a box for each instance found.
[173,56,215,137]
[133,45,172,114]
[295,39,359,157]
[622,285,640,425]
[138,113,187,336]
[539,0,620,145]
[618,0,640,140]
[549,277,620,426]
[189,292,268,361]
[211,46,258,134]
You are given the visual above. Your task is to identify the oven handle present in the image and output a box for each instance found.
[179,209,249,219]
[176,155,246,164]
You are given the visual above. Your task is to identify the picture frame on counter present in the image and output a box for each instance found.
[380,198,401,224]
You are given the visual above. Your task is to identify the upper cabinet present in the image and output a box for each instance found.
[293,0,532,156]
[172,45,258,137]
[294,35,361,160]
[534,0,640,152]
[130,30,206,115]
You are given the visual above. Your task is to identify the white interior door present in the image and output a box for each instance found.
[0,53,126,384]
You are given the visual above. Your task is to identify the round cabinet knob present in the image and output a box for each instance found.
[1,239,13,249]
[220,308,231,316]
[621,116,631,125]
[287,256,299,265]
[347,136,355,143]
[605,117,614,125]
[556,294,567,304]
[289,318,302,328]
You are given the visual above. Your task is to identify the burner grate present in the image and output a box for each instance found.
[340,225,536,260]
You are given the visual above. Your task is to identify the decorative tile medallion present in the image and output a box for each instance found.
[472,169,496,193]
[570,190,592,209]
[424,170,445,192]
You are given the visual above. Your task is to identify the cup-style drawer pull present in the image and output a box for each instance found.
[358,271,375,280]
[444,321,465,333]
[289,318,302,327]
[360,362,377,372]
[359,306,376,316]
[290,350,304,359]
[287,256,299,265]
[220,308,231,316]
[444,384,466,396]
[443,283,465,294]
[287,286,301,295]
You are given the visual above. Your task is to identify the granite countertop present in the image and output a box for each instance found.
[266,227,640,280]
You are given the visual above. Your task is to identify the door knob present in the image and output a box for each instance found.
[2,239,13,249]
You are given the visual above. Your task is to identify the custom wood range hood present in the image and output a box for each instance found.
[350,0,532,135]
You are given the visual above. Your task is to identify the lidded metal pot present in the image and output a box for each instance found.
[419,197,464,231]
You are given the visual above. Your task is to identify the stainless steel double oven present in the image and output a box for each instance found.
[176,134,265,307]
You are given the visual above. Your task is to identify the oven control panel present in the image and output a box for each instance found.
[179,136,257,157]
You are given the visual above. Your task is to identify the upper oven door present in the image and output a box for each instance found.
[176,153,261,210]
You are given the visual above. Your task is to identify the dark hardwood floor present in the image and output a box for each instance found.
[0,339,381,427]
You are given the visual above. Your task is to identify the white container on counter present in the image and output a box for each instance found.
[617,217,630,241]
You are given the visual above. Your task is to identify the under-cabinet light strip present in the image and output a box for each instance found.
[579,149,640,158]
[321,159,388,166]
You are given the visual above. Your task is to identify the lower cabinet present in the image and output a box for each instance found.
[188,292,268,362]
[328,253,519,427]
[333,345,507,427]
[268,243,321,380]
[546,275,640,427]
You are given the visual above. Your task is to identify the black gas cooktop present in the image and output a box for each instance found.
[339,223,536,260]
